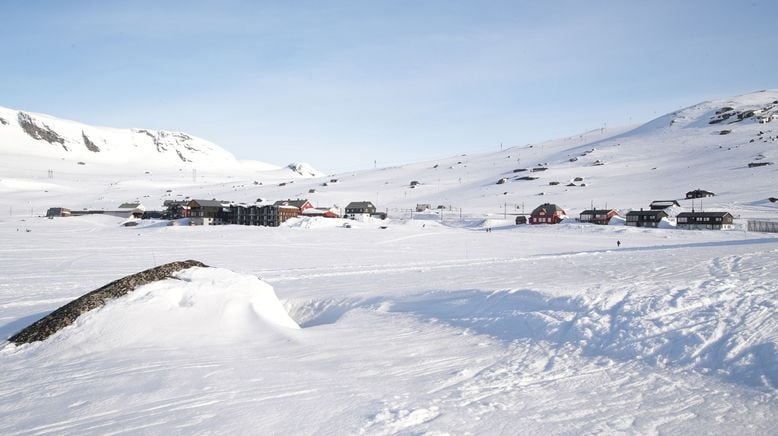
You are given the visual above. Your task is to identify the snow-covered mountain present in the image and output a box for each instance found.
[226,89,776,219]
[1,90,777,434]
[0,105,297,172]
[2,90,777,216]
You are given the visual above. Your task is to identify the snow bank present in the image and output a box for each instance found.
[413,211,442,221]
[608,215,626,226]
[282,216,353,229]
[29,267,299,351]
[478,218,513,228]
[658,217,676,229]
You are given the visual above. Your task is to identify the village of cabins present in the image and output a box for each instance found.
[43,187,750,232]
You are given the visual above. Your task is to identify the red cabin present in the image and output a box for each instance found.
[530,203,566,224]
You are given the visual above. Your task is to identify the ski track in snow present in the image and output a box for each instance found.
[0,217,776,434]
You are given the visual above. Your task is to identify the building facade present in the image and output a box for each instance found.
[188,199,228,225]
[579,209,619,225]
[530,203,566,224]
[626,209,668,227]
[676,211,733,230]
[345,201,377,219]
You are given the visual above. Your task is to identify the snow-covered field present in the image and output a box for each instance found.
[1,90,777,434]
[0,215,776,434]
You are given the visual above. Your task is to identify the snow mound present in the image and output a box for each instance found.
[283,216,350,229]
[658,217,676,229]
[30,267,299,351]
[478,218,513,228]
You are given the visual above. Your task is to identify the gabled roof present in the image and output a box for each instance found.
[302,207,339,216]
[345,201,376,209]
[531,203,565,216]
[273,199,310,208]
[162,200,188,206]
[580,209,617,215]
[677,211,732,218]
[686,189,715,195]
[189,199,225,208]
[650,200,680,207]
[626,209,668,217]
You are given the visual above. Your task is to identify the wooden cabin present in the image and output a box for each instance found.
[685,189,715,199]
[273,199,313,213]
[530,203,566,224]
[46,207,71,218]
[626,209,668,228]
[579,209,620,225]
[302,208,340,218]
[345,201,377,219]
[188,199,229,225]
[676,211,734,230]
[650,200,680,210]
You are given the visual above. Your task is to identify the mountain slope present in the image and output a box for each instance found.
[0,106,277,170]
[0,90,776,218]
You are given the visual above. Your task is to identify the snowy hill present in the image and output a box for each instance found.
[1,90,776,216]
[190,89,777,220]
[1,91,777,434]
[0,105,312,173]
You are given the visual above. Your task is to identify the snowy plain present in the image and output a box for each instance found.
[1,90,777,434]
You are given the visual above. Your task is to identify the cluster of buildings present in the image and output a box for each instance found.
[523,194,734,231]
[165,199,380,226]
[46,202,146,219]
[45,186,749,232]
[47,199,382,227]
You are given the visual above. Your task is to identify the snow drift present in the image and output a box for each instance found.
[8,266,299,352]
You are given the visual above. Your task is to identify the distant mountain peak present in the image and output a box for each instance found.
[0,105,318,174]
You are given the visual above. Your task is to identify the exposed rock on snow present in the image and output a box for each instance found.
[17,112,67,150]
[0,105,279,170]
[8,260,207,344]
[287,162,322,177]
[81,131,100,153]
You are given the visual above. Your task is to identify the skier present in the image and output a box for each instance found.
[617,240,621,248]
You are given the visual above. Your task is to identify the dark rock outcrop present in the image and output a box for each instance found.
[0,117,8,125]
[82,131,100,152]
[8,260,207,345]
[17,112,68,150]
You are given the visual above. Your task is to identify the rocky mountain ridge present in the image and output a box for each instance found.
[0,106,280,171]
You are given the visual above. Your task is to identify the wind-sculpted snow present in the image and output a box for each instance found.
[8,265,298,351]
[8,260,207,345]
[0,217,776,433]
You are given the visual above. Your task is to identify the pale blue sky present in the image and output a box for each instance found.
[1,1,776,172]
